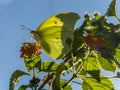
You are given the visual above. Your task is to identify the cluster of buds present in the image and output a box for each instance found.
[20,42,41,59]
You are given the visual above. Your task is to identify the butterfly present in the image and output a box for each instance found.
[31,12,80,59]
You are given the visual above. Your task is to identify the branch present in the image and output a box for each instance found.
[38,73,55,90]
[61,79,82,85]
[114,15,120,22]
[62,65,83,88]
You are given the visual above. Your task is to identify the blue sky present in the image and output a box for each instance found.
[0,0,120,90]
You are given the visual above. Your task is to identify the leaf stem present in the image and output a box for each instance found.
[114,15,120,23]
[83,47,91,60]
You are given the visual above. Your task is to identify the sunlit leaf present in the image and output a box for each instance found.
[98,56,116,72]
[18,85,30,90]
[82,75,115,90]
[41,61,59,72]
[24,56,41,72]
[83,52,100,82]
[83,52,100,70]
[78,68,87,75]
[91,16,106,27]
[105,0,116,16]
[116,48,120,62]
[9,70,30,90]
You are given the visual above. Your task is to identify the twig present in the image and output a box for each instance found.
[38,73,55,90]
[62,65,83,88]
[61,79,82,85]
[114,15,120,23]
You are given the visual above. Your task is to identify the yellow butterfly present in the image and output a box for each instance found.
[31,12,80,59]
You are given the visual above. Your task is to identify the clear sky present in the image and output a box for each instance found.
[0,0,120,90]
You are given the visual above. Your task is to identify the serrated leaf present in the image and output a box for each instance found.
[105,0,116,16]
[60,80,72,90]
[82,75,115,90]
[83,52,100,70]
[24,56,41,71]
[83,52,100,82]
[99,47,120,68]
[105,32,120,49]
[98,47,115,60]
[98,55,116,72]
[9,70,30,90]
[52,63,67,90]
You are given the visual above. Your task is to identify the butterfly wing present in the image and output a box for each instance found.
[32,12,80,59]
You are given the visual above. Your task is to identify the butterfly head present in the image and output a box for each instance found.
[31,31,41,42]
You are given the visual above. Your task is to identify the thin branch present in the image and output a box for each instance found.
[77,75,117,79]
[62,74,76,88]
[62,65,83,88]
[38,73,55,90]
[61,79,82,85]
[114,15,120,23]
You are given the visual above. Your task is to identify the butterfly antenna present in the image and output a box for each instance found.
[21,25,32,31]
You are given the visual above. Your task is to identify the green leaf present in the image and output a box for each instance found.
[18,85,30,90]
[41,61,59,72]
[52,63,67,90]
[105,32,120,49]
[116,48,120,62]
[9,70,30,90]
[87,70,100,82]
[98,47,115,60]
[82,76,115,90]
[78,68,87,75]
[105,0,116,16]
[83,52,100,82]
[34,60,41,72]
[72,27,84,51]
[60,80,72,90]
[98,55,116,72]
[24,56,41,71]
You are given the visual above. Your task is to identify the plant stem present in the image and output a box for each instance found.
[83,47,91,60]
[62,74,76,88]
[62,65,83,88]
[38,73,55,90]
[115,15,120,22]
[32,68,37,90]
[61,79,82,85]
